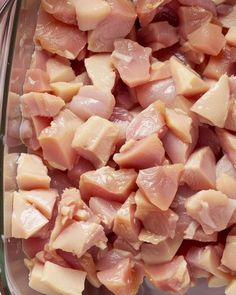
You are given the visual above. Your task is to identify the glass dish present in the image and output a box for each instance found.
[0,1,226,294]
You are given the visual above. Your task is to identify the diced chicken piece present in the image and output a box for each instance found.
[88,0,136,52]
[41,261,86,295]
[114,134,165,169]
[165,108,194,143]
[226,280,236,295]
[31,116,51,138]
[149,60,171,82]
[72,116,118,168]
[226,27,236,47]
[35,10,86,59]
[20,92,65,118]
[145,256,191,295]
[135,190,178,240]
[136,0,171,27]
[191,74,230,128]
[219,4,236,28]
[97,258,143,295]
[221,227,236,271]
[113,237,139,256]
[19,189,58,219]
[39,109,82,170]
[180,41,205,65]
[80,166,137,202]
[170,95,194,115]
[41,0,77,25]
[52,221,107,258]
[136,78,176,108]
[137,164,184,210]
[225,99,236,132]
[89,197,121,229]
[113,195,141,247]
[23,69,51,93]
[111,39,151,87]
[170,56,209,97]
[183,147,216,190]
[17,153,50,190]
[73,72,91,85]
[197,125,221,157]
[185,189,236,234]
[188,23,225,56]
[12,191,49,239]
[97,249,132,271]
[138,21,179,52]
[85,54,115,92]
[46,56,75,83]
[4,153,19,191]
[114,81,138,110]
[178,6,212,39]
[71,0,111,31]
[20,118,41,151]
[141,234,183,265]
[178,0,217,15]
[216,128,236,167]
[30,49,51,71]
[126,101,166,141]
[68,86,115,121]
[50,81,82,102]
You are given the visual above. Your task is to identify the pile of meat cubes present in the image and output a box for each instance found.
[6,0,236,294]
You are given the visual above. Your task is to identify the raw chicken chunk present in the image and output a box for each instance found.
[23,69,51,93]
[221,227,236,272]
[46,56,75,83]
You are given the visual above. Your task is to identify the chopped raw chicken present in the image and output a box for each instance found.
[145,256,191,295]
[225,99,236,132]
[20,92,65,118]
[170,56,209,97]
[137,164,183,210]
[20,118,41,151]
[111,39,151,87]
[221,227,236,271]
[183,147,216,190]
[216,128,236,167]
[138,21,179,52]
[72,116,119,168]
[114,134,165,169]
[225,26,236,47]
[88,0,136,52]
[46,56,75,83]
[185,189,236,234]
[226,280,236,295]
[219,4,236,28]
[68,86,115,120]
[39,109,82,170]
[35,10,86,59]
[80,166,137,202]
[85,54,115,91]
[126,101,166,141]
[23,69,51,93]
[50,81,82,102]
[4,153,19,191]
[149,60,171,82]
[71,0,111,31]
[191,74,230,128]
[17,153,50,190]
[178,0,217,15]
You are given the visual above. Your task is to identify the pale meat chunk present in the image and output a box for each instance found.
[85,54,115,91]
[68,86,115,121]
[137,164,184,210]
[52,221,107,258]
[185,189,236,234]
[19,189,58,219]
[136,78,176,108]
[12,191,48,239]
[71,0,111,31]
[72,116,119,168]
[191,74,230,128]
[135,190,178,240]
[32,116,51,138]
[39,109,82,170]
[20,92,65,118]
[23,69,51,93]
[170,56,209,97]
[17,153,50,190]
[113,195,141,247]
[216,155,236,198]
[41,261,86,295]
[218,4,236,28]
[145,256,191,295]
[41,0,77,25]
[149,60,171,82]
[187,23,226,56]
[50,81,82,102]
[46,57,75,83]
[20,118,41,151]
[111,39,151,87]
[225,99,236,132]
[88,0,136,52]
[89,197,121,229]
[114,134,165,169]
[35,10,86,59]
[226,280,236,295]
[183,147,216,190]
[96,249,132,271]
[126,101,166,141]
[80,166,137,202]
[178,0,216,15]
[165,108,194,143]
[141,234,183,265]
[226,27,236,47]
[137,21,179,52]
[216,128,236,167]
[97,258,143,295]
[5,153,19,191]
[221,227,236,271]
